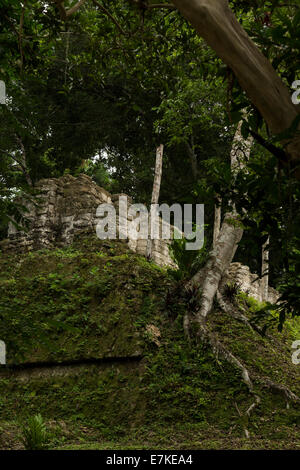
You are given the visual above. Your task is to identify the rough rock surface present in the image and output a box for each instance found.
[1,174,176,268]
[222,262,279,304]
[0,174,278,303]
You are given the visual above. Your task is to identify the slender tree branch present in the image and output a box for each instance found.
[4,15,19,37]
[185,138,198,180]
[248,128,287,163]
[91,0,127,35]
[66,0,87,17]
[128,0,176,10]
[14,134,33,187]
[53,0,87,20]
[147,3,176,9]
[53,0,67,20]
[19,0,27,72]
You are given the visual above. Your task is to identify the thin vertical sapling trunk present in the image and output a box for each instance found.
[213,197,221,248]
[261,237,270,302]
[146,144,164,260]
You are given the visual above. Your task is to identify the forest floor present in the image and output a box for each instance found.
[1,420,300,450]
[0,234,299,450]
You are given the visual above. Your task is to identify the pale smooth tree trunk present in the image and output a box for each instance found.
[230,121,253,172]
[14,134,33,187]
[185,135,198,180]
[62,30,71,85]
[189,122,252,325]
[146,144,164,259]
[172,0,300,170]
[213,197,221,248]
[191,212,244,326]
[261,237,270,302]
[212,115,251,249]
[54,0,300,171]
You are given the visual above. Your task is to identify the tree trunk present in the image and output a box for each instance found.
[188,122,252,324]
[189,212,244,325]
[172,0,300,171]
[14,134,33,187]
[53,1,300,171]
[146,144,164,259]
[185,136,198,180]
[213,198,221,248]
[261,236,269,302]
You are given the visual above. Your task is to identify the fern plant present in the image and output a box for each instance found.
[21,414,48,450]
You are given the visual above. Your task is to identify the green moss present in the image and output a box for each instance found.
[0,236,173,364]
[0,234,299,449]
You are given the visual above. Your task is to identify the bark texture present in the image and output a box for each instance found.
[14,134,33,187]
[190,212,243,326]
[261,237,270,302]
[213,198,221,248]
[52,0,300,171]
[185,137,198,180]
[172,0,300,170]
[146,144,164,259]
[188,122,252,325]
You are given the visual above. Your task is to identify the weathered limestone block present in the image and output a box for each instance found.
[0,174,280,299]
[222,262,279,304]
[0,174,176,267]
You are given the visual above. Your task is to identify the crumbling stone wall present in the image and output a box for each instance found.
[1,174,176,268]
[0,174,278,302]
[221,262,279,304]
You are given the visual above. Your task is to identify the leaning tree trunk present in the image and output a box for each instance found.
[187,121,252,329]
[53,0,300,173]
[189,212,244,332]
[184,124,299,424]
[172,0,300,172]
[146,144,164,260]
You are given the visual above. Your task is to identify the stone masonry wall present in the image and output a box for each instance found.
[221,262,279,304]
[1,174,176,268]
[0,174,278,303]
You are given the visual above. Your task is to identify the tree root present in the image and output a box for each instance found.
[216,290,299,403]
[257,376,300,404]
[216,290,266,336]
[186,291,299,438]
[196,321,260,438]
